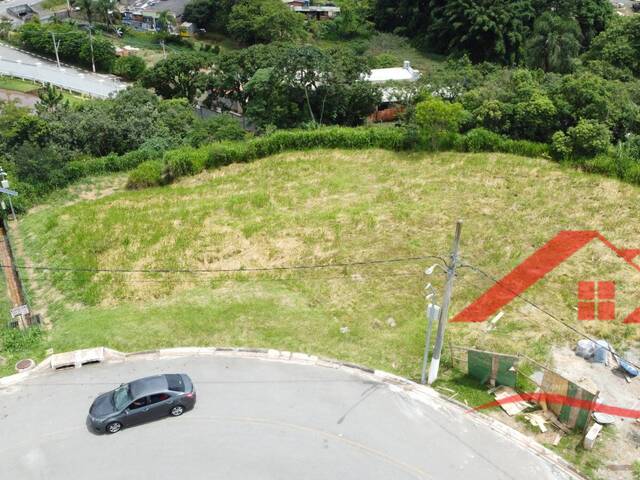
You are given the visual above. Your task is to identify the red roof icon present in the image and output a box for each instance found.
[452,231,640,324]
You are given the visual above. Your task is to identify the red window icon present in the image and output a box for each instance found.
[577,281,615,321]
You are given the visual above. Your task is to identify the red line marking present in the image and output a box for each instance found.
[469,392,640,419]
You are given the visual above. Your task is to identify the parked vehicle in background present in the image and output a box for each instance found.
[87,373,196,434]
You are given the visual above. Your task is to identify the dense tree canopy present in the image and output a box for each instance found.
[227,0,305,45]
[142,53,209,102]
[526,13,582,73]
[371,0,612,65]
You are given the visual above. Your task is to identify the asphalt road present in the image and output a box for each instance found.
[0,43,127,98]
[0,354,577,480]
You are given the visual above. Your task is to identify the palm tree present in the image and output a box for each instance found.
[36,83,67,115]
[76,0,95,26]
[157,10,176,33]
[526,12,582,73]
[95,0,116,27]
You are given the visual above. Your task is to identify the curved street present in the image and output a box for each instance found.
[0,43,127,98]
[0,352,580,480]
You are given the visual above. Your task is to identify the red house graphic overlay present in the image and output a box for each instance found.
[453,231,640,324]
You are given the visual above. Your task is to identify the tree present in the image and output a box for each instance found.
[76,0,96,25]
[183,0,238,32]
[79,34,116,71]
[142,53,209,102]
[227,0,305,45]
[426,0,534,65]
[94,0,116,26]
[371,0,429,38]
[205,43,287,112]
[157,10,176,33]
[0,18,12,41]
[414,98,466,149]
[533,0,612,46]
[585,16,640,77]
[321,1,373,40]
[552,119,611,158]
[36,84,67,115]
[112,55,147,81]
[276,45,334,125]
[183,0,214,29]
[526,13,581,73]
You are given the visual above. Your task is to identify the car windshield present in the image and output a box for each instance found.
[112,384,132,411]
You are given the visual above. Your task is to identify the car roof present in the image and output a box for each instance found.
[128,374,169,398]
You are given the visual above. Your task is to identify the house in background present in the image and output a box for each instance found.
[283,0,340,20]
[121,9,166,32]
[363,61,421,123]
[364,61,422,84]
[179,21,195,38]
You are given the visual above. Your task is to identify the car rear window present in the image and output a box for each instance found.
[165,374,185,392]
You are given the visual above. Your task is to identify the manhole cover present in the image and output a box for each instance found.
[15,358,35,372]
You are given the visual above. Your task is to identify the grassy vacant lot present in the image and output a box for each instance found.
[0,77,39,93]
[4,149,639,383]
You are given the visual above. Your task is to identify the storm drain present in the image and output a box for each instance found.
[50,347,105,370]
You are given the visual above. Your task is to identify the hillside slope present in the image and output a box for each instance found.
[10,149,640,378]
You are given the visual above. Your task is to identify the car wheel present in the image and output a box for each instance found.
[170,405,184,417]
[106,422,122,434]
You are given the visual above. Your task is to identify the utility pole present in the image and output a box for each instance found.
[421,296,440,385]
[88,27,96,73]
[160,40,166,60]
[427,220,463,385]
[50,32,61,69]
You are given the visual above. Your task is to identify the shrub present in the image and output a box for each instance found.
[620,134,640,161]
[206,142,254,168]
[188,115,246,147]
[163,146,209,181]
[112,55,147,81]
[550,131,572,160]
[372,53,397,68]
[0,326,42,353]
[501,139,549,158]
[415,98,466,150]
[126,160,164,189]
[567,120,612,158]
[623,162,640,185]
[582,155,617,176]
[457,128,503,152]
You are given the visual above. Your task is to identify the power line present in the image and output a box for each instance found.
[0,255,446,276]
[21,270,426,284]
[458,261,640,372]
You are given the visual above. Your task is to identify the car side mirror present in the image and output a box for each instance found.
[124,409,130,415]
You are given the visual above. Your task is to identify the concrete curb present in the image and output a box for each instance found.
[0,345,584,479]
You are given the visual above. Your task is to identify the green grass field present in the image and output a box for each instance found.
[0,77,39,93]
[4,149,639,383]
[0,76,87,106]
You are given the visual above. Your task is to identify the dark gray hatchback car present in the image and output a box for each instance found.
[88,373,196,434]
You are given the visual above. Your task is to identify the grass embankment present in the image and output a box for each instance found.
[3,148,638,381]
[0,77,39,93]
[0,76,86,105]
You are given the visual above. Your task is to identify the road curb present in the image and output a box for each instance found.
[0,345,585,479]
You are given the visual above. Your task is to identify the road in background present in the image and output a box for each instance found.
[0,43,127,98]
[0,354,579,480]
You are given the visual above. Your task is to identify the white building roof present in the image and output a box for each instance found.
[364,61,421,83]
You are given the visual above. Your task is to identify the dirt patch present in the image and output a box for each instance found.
[551,345,640,479]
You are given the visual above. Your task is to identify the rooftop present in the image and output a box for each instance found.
[364,61,421,83]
